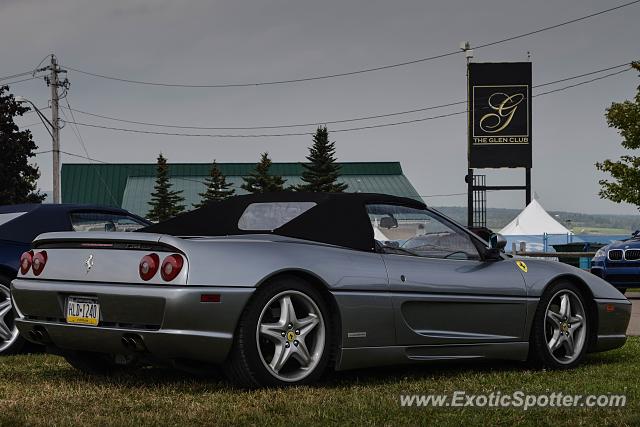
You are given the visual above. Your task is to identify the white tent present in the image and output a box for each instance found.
[499,199,571,236]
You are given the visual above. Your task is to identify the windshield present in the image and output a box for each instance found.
[367,204,480,260]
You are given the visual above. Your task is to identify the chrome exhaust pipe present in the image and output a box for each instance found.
[29,328,50,343]
[121,336,134,349]
[121,334,146,352]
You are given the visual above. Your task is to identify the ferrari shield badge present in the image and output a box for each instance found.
[516,260,528,273]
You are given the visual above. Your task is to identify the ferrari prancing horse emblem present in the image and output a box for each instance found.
[84,254,94,274]
[516,260,528,273]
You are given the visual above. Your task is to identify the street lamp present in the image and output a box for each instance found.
[15,96,60,203]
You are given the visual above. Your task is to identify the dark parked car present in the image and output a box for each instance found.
[591,232,640,293]
[0,204,150,354]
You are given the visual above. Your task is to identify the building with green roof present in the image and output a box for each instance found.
[61,162,422,217]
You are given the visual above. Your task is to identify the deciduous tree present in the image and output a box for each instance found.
[0,85,45,204]
[596,62,640,210]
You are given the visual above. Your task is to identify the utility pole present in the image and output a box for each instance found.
[460,42,474,227]
[44,54,68,203]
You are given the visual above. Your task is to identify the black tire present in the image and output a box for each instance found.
[63,350,121,375]
[0,275,25,356]
[224,276,334,388]
[529,281,590,369]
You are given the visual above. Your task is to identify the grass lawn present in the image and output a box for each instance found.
[570,226,630,235]
[1,339,639,426]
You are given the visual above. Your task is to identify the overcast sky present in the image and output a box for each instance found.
[2,0,639,214]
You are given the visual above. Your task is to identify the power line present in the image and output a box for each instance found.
[66,110,466,138]
[18,122,44,128]
[61,66,633,138]
[54,150,210,187]
[1,76,40,86]
[62,1,639,88]
[61,98,120,205]
[62,100,467,130]
[61,62,632,131]
[0,70,34,82]
[533,67,632,96]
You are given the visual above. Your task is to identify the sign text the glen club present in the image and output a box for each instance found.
[468,62,532,168]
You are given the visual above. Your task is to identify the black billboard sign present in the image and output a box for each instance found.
[468,62,532,168]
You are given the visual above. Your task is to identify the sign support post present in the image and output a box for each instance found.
[466,61,533,229]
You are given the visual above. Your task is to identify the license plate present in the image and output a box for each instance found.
[66,297,100,326]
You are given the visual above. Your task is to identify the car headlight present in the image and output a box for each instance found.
[594,248,607,259]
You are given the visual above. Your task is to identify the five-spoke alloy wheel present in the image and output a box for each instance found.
[530,281,590,369]
[225,276,333,387]
[544,289,587,364]
[0,280,24,355]
[256,290,326,382]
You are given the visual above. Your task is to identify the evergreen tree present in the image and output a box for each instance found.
[193,160,235,208]
[147,153,185,221]
[0,85,45,204]
[294,126,347,192]
[596,62,640,210]
[241,152,285,193]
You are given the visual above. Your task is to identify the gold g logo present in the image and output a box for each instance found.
[479,93,525,133]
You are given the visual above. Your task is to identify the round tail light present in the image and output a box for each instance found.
[32,251,47,276]
[139,253,160,281]
[161,254,184,282]
[20,251,33,275]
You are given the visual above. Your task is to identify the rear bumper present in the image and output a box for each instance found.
[11,278,254,364]
[591,298,632,352]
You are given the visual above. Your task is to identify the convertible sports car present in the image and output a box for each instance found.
[11,193,631,387]
[0,204,150,355]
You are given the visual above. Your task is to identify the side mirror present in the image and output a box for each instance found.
[379,216,398,229]
[490,233,507,250]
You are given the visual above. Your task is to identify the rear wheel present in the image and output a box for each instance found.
[224,277,333,388]
[530,281,589,369]
[0,276,25,355]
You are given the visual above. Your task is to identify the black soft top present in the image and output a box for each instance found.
[142,192,425,252]
[0,204,147,244]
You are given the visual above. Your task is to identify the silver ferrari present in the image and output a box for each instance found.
[11,193,631,387]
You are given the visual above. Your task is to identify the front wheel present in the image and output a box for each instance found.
[224,277,333,387]
[0,279,25,355]
[530,282,589,369]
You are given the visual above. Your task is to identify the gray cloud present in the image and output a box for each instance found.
[2,0,638,214]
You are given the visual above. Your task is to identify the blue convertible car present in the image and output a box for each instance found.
[0,204,150,354]
[591,232,640,294]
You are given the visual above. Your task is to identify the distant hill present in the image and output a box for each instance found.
[432,206,640,234]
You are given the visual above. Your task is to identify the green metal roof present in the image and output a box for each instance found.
[61,162,422,217]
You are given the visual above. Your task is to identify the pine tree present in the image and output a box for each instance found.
[193,160,235,208]
[294,126,347,192]
[596,61,640,210]
[147,153,185,221]
[241,152,285,193]
[0,85,45,204]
